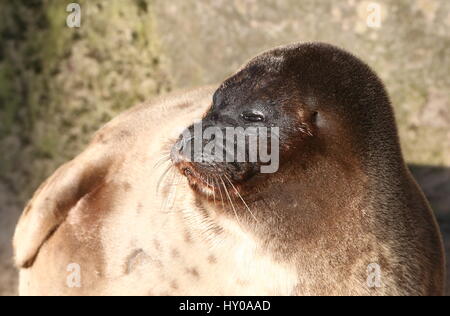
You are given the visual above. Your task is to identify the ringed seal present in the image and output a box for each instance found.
[14,43,445,296]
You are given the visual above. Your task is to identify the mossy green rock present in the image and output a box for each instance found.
[0,0,171,199]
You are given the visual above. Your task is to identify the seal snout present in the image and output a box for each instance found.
[170,129,248,200]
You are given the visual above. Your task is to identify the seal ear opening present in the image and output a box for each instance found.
[13,153,111,269]
[311,111,319,124]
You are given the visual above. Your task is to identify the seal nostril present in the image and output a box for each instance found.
[210,113,219,121]
[174,138,184,154]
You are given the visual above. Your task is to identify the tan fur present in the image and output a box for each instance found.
[14,43,446,296]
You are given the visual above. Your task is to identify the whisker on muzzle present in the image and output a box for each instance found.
[156,162,174,194]
[153,154,171,171]
[219,176,242,228]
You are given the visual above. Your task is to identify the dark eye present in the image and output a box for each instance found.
[241,110,265,123]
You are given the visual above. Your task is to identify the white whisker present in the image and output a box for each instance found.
[224,174,259,224]
[219,176,241,227]
[153,154,171,171]
[215,177,226,210]
[156,163,173,193]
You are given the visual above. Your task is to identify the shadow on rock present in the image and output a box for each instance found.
[409,164,450,296]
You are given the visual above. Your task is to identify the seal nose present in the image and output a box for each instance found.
[171,135,193,164]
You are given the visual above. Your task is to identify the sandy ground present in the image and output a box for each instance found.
[0,166,449,296]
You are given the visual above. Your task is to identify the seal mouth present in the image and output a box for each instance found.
[174,161,226,199]
[169,124,262,200]
[170,146,243,200]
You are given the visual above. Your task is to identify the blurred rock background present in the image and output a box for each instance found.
[0,0,448,295]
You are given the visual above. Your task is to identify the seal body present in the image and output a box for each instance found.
[14,43,445,296]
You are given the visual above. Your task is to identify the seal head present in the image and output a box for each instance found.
[171,43,399,200]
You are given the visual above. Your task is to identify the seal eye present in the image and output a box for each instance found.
[241,111,265,123]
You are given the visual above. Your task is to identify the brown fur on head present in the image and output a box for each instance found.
[172,43,400,209]
[170,43,445,295]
